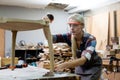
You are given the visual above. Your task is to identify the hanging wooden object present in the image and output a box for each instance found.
[106,12,112,50]
[0,17,54,73]
[111,11,118,44]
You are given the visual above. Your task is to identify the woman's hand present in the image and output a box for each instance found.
[55,62,68,72]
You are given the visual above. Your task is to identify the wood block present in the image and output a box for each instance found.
[116,54,120,59]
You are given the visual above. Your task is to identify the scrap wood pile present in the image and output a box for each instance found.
[38,43,74,73]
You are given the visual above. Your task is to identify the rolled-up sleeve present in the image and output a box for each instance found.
[81,36,96,60]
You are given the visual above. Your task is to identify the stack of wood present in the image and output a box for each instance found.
[53,43,72,57]
[38,43,73,72]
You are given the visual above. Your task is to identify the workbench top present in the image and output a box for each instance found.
[0,66,78,80]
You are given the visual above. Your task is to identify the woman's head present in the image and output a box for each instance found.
[68,13,84,36]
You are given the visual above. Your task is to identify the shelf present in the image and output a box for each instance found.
[15,49,43,62]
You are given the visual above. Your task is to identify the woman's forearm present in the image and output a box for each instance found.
[65,56,87,68]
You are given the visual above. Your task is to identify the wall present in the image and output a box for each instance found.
[84,2,120,50]
[0,6,70,56]
[84,2,120,16]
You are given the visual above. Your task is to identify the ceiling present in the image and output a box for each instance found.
[0,0,120,13]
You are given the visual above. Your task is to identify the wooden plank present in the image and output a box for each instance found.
[91,12,108,50]
[117,11,120,37]
[85,16,93,33]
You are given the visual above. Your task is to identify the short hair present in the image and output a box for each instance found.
[68,13,84,25]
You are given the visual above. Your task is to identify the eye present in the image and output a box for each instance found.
[73,24,79,26]
[69,24,79,27]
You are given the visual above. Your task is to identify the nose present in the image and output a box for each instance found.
[70,27,75,33]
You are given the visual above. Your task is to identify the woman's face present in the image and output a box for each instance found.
[69,22,83,37]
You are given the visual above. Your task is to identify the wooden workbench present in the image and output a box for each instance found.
[102,58,120,80]
[0,66,79,80]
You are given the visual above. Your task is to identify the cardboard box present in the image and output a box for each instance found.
[1,57,18,67]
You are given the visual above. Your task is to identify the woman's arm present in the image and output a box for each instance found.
[55,35,97,71]
[55,56,87,71]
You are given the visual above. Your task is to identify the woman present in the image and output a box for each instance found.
[53,13,102,80]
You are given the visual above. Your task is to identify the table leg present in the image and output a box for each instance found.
[11,30,17,70]
[43,26,54,75]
